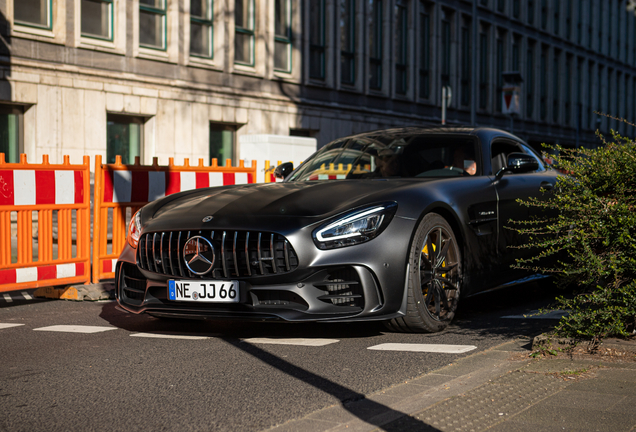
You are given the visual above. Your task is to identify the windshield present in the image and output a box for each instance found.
[288,133,480,182]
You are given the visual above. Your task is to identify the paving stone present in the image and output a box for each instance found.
[383,371,566,432]
[511,404,636,431]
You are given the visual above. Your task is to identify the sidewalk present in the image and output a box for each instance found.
[267,338,636,432]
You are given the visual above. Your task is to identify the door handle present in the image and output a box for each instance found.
[540,181,554,191]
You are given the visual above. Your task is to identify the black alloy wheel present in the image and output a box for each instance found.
[386,213,462,333]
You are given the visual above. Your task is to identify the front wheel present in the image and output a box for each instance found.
[386,213,462,333]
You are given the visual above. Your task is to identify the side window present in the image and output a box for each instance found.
[491,140,522,174]
[491,140,543,174]
[518,143,546,171]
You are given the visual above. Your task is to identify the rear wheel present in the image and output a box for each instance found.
[386,213,462,333]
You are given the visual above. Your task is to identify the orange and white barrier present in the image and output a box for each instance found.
[92,156,257,283]
[0,154,91,292]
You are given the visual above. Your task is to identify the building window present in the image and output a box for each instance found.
[440,9,451,88]
[565,56,571,125]
[526,45,534,118]
[497,0,504,13]
[512,0,520,19]
[479,26,489,109]
[340,0,355,85]
[495,35,504,112]
[419,4,430,99]
[553,54,559,122]
[210,124,235,166]
[527,0,534,25]
[565,0,572,40]
[309,0,325,79]
[190,0,213,58]
[81,0,113,40]
[0,106,23,164]
[540,50,547,120]
[235,0,255,65]
[274,0,291,72]
[395,1,408,94]
[107,115,143,165]
[14,0,51,29]
[369,0,383,90]
[139,0,167,50]
[460,20,471,106]
[540,0,547,30]
[554,0,560,36]
[588,63,595,129]
[588,1,593,49]
[512,37,520,71]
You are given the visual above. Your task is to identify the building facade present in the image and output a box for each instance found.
[0,0,635,167]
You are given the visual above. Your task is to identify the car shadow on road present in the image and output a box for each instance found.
[222,337,442,432]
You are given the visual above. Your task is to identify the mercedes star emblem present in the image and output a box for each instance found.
[183,236,215,275]
[202,215,213,222]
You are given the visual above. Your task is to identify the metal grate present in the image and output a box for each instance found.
[137,230,298,279]
[314,268,364,308]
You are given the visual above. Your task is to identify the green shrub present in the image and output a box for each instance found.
[513,127,636,340]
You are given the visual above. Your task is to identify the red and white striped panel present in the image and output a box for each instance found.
[0,263,86,285]
[0,170,85,206]
[101,258,118,274]
[307,174,346,181]
[103,170,255,203]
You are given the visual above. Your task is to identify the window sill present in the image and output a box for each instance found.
[186,56,223,71]
[79,37,125,55]
[137,47,175,63]
[272,71,300,84]
[232,63,263,78]
[12,25,64,45]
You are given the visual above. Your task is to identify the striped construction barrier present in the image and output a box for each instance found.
[0,154,91,292]
[92,155,257,283]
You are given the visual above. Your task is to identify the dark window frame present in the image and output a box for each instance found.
[190,0,214,59]
[139,0,168,51]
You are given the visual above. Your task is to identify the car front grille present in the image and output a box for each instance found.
[137,230,299,279]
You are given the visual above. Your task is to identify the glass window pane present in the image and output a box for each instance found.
[81,0,111,39]
[235,32,252,64]
[14,0,49,28]
[235,0,253,30]
[190,22,211,56]
[274,0,289,38]
[191,0,210,19]
[0,112,20,164]
[309,0,325,79]
[210,126,234,166]
[274,40,290,71]
[139,10,165,48]
[140,0,164,8]
[107,117,142,165]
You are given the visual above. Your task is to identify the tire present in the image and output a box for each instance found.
[386,213,462,333]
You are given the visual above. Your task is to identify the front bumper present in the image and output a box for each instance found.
[115,215,416,322]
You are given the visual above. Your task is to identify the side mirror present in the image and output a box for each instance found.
[274,162,294,180]
[495,153,539,179]
[506,153,539,173]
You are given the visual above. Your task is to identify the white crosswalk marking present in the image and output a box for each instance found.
[21,291,33,300]
[33,325,117,334]
[0,323,25,330]
[3,294,13,303]
[130,333,210,340]
[243,338,340,347]
[367,343,477,354]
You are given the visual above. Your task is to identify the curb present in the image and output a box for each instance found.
[34,283,115,301]
[532,333,636,357]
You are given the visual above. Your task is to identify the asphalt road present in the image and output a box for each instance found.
[0,282,561,432]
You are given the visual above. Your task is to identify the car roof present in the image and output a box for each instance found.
[343,126,523,143]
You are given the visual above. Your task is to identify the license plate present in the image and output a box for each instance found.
[168,280,239,303]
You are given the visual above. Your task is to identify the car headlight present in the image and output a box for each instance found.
[313,203,397,250]
[127,209,142,249]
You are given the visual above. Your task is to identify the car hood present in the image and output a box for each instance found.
[142,179,432,232]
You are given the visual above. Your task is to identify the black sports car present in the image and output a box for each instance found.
[116,127,558,332]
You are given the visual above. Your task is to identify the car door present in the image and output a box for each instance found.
[491,139,558,279]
